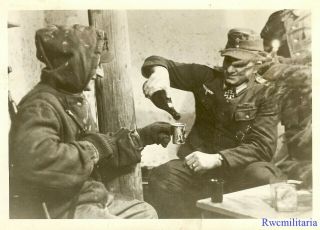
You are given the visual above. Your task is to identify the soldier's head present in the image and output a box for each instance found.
[261,10,311,59]
[220,28,267,85]
[35,24,112,93]
[260,10,293,58]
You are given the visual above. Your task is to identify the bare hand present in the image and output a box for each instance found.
[185,151,222,174]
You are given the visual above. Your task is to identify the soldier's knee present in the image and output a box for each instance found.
[148,160,188,193]
[243,162,281,186]
[149,162,170,183]
[149,162,173,193]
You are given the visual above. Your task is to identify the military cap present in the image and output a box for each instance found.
[35,24,113,70]
[220,28,266,60]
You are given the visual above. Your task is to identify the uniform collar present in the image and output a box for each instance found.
[223,80,248,99]
[234,81,248,96]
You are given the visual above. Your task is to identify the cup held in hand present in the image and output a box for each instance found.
[171,123,186,144]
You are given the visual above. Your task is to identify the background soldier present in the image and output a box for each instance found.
[260,10,312,188]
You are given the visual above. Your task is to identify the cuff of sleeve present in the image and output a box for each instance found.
[141,56,168,78]
[218,153,230,169]
[129,129,145,151]
[81,133,114,161]
[86,142,100,164]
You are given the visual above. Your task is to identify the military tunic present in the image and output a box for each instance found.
[142,56,279,172]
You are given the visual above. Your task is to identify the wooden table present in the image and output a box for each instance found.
[196,185,312,219]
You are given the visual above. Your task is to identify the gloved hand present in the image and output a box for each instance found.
[137,122,172,147]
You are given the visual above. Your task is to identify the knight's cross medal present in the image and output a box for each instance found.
[224,89,235,100]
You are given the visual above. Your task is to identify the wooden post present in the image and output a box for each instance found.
[88,10,143,200]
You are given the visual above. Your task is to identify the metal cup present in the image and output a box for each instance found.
[171,123,186,144]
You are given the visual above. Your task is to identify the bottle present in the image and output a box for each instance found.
[150,90,181,120]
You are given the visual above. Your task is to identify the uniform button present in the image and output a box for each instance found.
[77,102,82,106]
[245,115,250,119]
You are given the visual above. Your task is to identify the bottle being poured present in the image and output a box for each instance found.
[150,89,181,120]
[142,65,181,120]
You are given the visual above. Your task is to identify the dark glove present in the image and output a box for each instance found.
[137,122,172,147]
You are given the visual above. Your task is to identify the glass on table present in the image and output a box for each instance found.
[269,176,298,212]
[275,183,298,212]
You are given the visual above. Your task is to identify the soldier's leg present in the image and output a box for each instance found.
[73,194,157,219]
[107,194,158,219]
[237,161,283,189]
[74,203,117,219]
[148,159,209,218]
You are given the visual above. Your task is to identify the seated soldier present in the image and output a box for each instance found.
[9,24,173,219]
[141,28,283,218]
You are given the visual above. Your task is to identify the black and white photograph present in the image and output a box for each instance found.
[2,0,320,229]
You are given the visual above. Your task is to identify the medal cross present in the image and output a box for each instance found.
[224,89,235,100]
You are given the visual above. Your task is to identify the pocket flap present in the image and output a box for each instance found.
[235,108,257,121]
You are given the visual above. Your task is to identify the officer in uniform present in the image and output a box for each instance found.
[141,28,282,218]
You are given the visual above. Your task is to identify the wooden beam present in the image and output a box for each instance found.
[88,10,143,200]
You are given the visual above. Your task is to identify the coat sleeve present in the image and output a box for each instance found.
[219,87,279,168]
[10,98,141,191]
[141,55,214,91]
[80,128,142,168]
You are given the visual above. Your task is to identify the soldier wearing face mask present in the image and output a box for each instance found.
[140,28,282,218]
